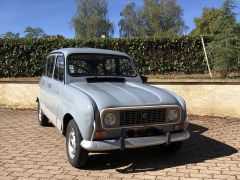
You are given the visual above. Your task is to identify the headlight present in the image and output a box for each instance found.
[167,109,179,122]
[104,113,117,128]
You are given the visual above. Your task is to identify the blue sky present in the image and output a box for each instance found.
[0,0,238,38]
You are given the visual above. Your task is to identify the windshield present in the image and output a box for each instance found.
[67,54,137,77]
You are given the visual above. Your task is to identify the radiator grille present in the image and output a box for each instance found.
[119,108,167,126]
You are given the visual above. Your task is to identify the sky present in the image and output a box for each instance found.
[0,0,238,38]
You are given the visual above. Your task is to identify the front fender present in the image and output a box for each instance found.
[60,86,95,140]
[162,88,186,111]
[67,105,94,140]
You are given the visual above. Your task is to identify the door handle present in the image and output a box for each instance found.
[48,84,52,88]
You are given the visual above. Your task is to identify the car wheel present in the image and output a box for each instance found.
[159,142,183,154]
[66,120,88,168]
[37,101,49,126]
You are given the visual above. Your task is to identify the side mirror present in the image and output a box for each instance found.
[140,75,148,83]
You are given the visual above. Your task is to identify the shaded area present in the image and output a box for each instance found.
[85,123,238,172]
[1,109,239,180]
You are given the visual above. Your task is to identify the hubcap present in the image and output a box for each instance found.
[68,128,76,159]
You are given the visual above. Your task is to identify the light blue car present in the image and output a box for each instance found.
[37,48,190,168]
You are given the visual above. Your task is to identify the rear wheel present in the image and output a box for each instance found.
[37,101,49,126]
[66,120,88,168]
[159,142,183,154]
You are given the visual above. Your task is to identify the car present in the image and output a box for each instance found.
[37,48,190,168]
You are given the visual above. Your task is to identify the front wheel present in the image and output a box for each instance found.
[66,120,88,168]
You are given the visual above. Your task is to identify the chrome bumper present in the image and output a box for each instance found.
[81,131,190,151]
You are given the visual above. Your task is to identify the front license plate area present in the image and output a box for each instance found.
[126,127,163,138]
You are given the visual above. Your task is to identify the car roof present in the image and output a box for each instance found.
[50,48,129,57]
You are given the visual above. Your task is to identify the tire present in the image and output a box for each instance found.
[37,101,49,126]
[66,120,88,168]
[159,141,183,154]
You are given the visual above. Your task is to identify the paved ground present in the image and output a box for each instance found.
[0,109,240,180]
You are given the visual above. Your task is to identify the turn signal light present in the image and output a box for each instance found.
[95,131,104,138]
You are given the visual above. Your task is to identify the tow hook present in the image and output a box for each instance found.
[120,129,126,150]
[166,132,171,146]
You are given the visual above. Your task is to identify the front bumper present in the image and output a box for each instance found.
[81,130,190,151]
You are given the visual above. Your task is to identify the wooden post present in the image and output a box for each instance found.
[201,36,213,79]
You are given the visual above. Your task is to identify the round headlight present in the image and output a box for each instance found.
[104,113,117,128]
[168,109,179,122]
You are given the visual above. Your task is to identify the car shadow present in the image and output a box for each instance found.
[85,123,238,172]
[45,122,55,127]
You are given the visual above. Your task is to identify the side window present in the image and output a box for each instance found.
[54,56,65,82]
[46,56,55,78]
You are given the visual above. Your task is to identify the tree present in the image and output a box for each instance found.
[210,0,239,36]
[71,0,114,38]
[119,2,145,37]
[143,0,188,35]
[24,26,47,38]
[194,0,240,75]
[191,0,239,36]
[118,0,187,37]
[191,8,220,35]
[1,31,20,38]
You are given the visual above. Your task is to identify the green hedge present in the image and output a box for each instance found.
[0,36,213,77]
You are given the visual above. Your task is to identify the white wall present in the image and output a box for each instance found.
[0,82,239,118]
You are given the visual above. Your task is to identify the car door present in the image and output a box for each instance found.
[52,54,65,131]
[42,54,57,126]
[39,58,49,114]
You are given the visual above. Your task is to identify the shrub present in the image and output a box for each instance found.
[0,36,223,78]
[208,36,240,76]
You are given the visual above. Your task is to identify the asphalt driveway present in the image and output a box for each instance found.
[0,109,240,180]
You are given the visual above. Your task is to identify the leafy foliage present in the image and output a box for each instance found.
[0,36,220,78]
[208,38,239,75]
[191,0,240,36]
[119,0,188,37]
[194,0,240,75]
[71,0,114,38]
[141,0,188,35]
[119,3,145,37]
[191,8,221,36]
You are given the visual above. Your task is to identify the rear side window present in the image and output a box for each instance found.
[54,56,65,82]
[46,56,55,78]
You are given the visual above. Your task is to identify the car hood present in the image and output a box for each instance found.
[70,82,180,110]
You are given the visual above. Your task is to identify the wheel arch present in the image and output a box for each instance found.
[62,113,74,136]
